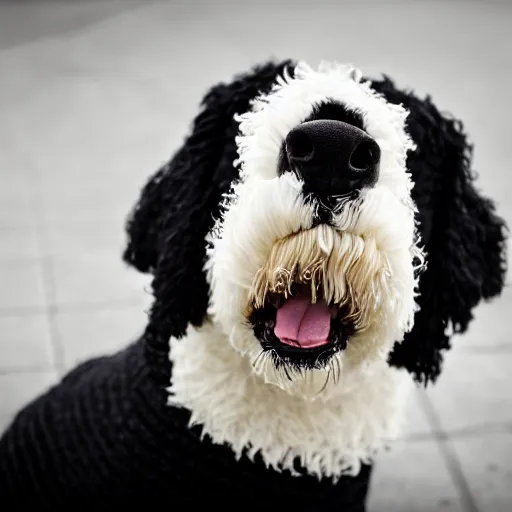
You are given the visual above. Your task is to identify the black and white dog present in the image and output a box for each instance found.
[0,60,507,510]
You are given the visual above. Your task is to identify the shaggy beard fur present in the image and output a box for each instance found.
[207,180,423,400]
[247,224,390,333]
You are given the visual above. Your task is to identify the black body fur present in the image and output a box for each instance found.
[0,59,507,508]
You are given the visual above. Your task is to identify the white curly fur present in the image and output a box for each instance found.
[169,322,412,480]
[168,61,424,479]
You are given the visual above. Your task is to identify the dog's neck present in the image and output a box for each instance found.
[168,322,411,480]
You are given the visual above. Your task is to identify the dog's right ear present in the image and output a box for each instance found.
[123,60,295,386]
[370,76,508,386]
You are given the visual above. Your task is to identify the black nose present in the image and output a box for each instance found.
[284,120,380,197]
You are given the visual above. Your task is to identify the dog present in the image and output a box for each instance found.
[0,60,507,510]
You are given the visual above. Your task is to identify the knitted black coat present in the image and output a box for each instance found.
[0,337,371,509]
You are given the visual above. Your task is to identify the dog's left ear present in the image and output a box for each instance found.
[370,77,508,385]
[123,60,295,386]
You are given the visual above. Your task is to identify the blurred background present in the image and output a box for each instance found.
[0,0,510,510]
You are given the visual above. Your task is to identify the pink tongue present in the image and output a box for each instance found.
[275,296,331,349]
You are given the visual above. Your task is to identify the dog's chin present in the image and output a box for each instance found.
[248,284,355,372]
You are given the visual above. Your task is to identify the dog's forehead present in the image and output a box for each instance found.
[245,61,371,124]
[304,100,365,130]
[235,61,413,183]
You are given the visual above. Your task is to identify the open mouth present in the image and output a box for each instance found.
[248,283,355,369]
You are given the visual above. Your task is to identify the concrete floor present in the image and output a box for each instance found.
[0,1,511,510]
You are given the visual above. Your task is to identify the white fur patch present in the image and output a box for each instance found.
[169,323,412,480]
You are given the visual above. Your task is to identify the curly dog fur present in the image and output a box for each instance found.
[0,59,507,510]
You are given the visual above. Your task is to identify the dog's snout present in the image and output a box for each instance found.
[284,120,380,197]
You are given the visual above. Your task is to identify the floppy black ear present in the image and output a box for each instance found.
[370,77,508,385]
[123,60,295,385]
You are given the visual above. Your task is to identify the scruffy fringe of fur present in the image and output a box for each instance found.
[248,225,391,333]
[234,60,416,206]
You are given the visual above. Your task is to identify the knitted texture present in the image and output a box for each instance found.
[0,337,371,510]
